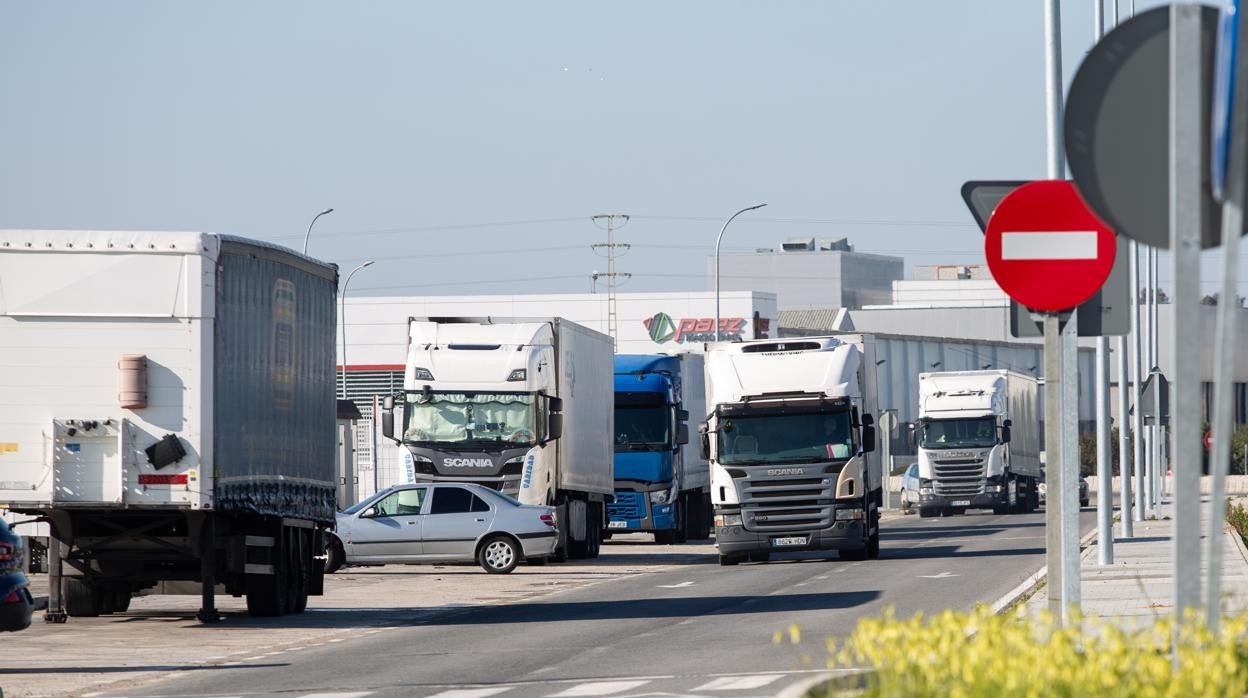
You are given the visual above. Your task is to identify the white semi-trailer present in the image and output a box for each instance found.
[701,336,881,565]
[915,370,1041,517]
[0,230,339,621]
[379,317,613,560]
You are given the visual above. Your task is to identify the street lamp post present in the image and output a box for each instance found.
[714,203,767,341]
[340,261,375,399]
[302,208,335,256]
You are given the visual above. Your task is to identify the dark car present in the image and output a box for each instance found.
[1037,467,1091,508]
[0,519,34,632]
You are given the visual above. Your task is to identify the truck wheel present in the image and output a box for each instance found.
[291,529,309,614]
[64,579,102,617]
[113,587,132,613]
[479,535,520,574]
[246,525,289,617]
[839,547,868,561]
[654,530,676,545]
[718,554,742,566]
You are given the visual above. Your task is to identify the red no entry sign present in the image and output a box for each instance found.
[984,180,1117,313]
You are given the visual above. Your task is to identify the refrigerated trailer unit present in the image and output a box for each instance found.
[0,230,338,621]
[380,316,614,560]
[914,370,1042,517]
[607,354,710,543]
[702,335,881,565]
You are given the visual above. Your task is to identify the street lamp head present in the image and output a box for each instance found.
[361,260,375,268]
[321,208,334,215]
[745,203,768,212]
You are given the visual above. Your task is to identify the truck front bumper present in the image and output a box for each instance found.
[607,496,677,533]
[919,491,1000,509]
[714,520,866,556]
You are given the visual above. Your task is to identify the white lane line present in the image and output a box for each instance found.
[426,689,513,698]
[550,680,651,696]
[1001,231,1098,260]
[693,675,785,691]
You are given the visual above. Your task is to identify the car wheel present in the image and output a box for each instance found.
[479,536,520,574]
[324,537,344,575]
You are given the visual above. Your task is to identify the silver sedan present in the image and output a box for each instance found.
[324,483,558,574]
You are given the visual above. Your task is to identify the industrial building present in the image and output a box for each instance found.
[708,236,903,309]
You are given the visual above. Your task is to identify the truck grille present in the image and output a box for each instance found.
[932,458,986,496]
[609,491,645,520]
[739,472,835,531]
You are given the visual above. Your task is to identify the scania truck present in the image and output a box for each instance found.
[914,370,1041,517]
[0,230,338,622]
[701,336,881,565]
[607,354,710,543]
[380,317,613,559]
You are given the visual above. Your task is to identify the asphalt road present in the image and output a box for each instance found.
[110,508,1097,698]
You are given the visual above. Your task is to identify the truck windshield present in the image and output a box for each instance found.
[717,410,854,465]
[919,416,998,449]
[403,392,537,450]
[615,403,671,452]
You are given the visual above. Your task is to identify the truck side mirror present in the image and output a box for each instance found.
[861,413,877,453]
[676,423,689,447]
[1000,419,1012,444]
[546,413,564,442]
[698,423,710,460]
[381,395,398,443]
[548,396,564,413]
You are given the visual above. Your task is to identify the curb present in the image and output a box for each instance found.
[988,524,1100,615]
[775,671,844,698]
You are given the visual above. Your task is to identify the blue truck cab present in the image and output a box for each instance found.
[607,354,711,544]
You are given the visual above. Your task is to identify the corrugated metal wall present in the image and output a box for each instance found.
[213,244,339,522]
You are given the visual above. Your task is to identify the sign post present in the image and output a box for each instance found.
[984,180,1117,625]
[879,410,897,510]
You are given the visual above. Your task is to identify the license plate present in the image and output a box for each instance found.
[608,520,629,529]
[772,536,807,547]
[951,500,971,507]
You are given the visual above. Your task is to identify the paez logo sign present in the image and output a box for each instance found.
[643,313,768,344]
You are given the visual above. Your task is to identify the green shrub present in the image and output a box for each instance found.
[804,606,1248,697]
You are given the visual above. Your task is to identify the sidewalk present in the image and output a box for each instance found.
[1025,498,1248,627]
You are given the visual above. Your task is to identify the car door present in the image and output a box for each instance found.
[345,487,427,562]
[421,486,495,560]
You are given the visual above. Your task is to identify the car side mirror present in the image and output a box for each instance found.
[676,423,689,447]
[861,413,877,453]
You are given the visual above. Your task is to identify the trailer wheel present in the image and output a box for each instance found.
[246,524,289,617]
[291,528,309,614]
[64,579,102,617]
[113,587,132,613]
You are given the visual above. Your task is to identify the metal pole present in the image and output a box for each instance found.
[714,203,767,342]
[340,261,375,400]
[1044,313,1068,619]
[1096,337,1113,564]
[1152,247,1163,506]
[1128,240,1143,530]
[1117,333,1133,538]
[1170,1,1204,622]
[1204,0,1248,630]
[1140,244,1152,519]
[302,208,334,256]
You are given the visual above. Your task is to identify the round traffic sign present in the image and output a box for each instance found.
[984,181,1117,313]
[1205,430,1213,450]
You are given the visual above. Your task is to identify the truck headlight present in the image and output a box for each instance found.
[987,485,1002,493]
[835,508,864,521]
[715,513,742,527]
[649,490,670,505]
[920,486,933,495]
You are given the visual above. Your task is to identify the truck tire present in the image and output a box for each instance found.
[113,587,132,613]
[478,535,520,574]
[588,504,603,558]
[246,524,289,617]
[718,554,742,566]
[291,528,309,614]
[64,579,103,617]
[654,530,676,545]
[839,547,868,561]
[552,503,570,562]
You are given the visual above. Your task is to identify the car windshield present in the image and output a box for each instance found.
[919,416,998,449]
[716,410,854,465]
[403,392,537,450]
[615,402,671,452]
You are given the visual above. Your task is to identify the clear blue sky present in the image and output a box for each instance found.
[0,1,1235,297]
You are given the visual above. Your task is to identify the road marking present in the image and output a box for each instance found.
[1001,231,1098,260]
[426,689,513,698]
[298,693,375,698]
[657,581,695,589]
[918,571,959,579]
[693,675,784,691]
[550,680,651,696]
